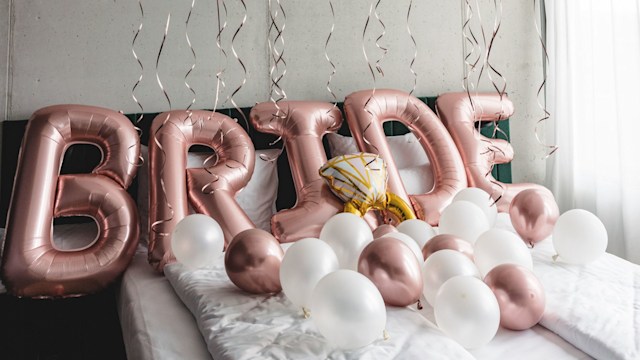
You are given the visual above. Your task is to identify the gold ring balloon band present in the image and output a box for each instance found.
[344,192,416,221]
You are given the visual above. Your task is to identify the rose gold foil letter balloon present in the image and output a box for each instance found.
[343,89,467,225]
[149,111,255,271]
[436,93,547,212]
[1,105,140,298]
[250,102,343,242]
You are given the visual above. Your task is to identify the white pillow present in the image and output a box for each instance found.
[137,146,279,244]
[326,133,433,195]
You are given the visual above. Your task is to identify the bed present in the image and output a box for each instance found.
[1,99,637,360]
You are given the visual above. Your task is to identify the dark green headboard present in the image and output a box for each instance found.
[0,96,511,224]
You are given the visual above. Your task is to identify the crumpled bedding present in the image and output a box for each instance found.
[492,214,639,360]
[532,237,640,360]
[164,252,475,360]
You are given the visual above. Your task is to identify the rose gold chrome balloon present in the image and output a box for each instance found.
[484,264,546,330]
[251,101,343,242]
[509,188,559,246]
[149,110,255,271]
[343,89,467,225]
[225,228,284,294]
[373,224,398,239]
[358,237,423,307]
[1,105,140,298]
[436,93,547,212]
[422,234,474,261]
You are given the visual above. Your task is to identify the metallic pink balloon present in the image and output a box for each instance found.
[373,224,398,239]
[149,110,255,271]
[251,101,343,242]
[422,234,474,262]
[343,89,467,226]
[225,228,284,294]
[437,93,548,212]
[484,264,546,330]
[357,237,423,307]
[1,105,140,298]
[509,188,559,246]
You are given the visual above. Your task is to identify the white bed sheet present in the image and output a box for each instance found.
[165,257,476,360]
[117,248,212,360]
[164,247,591,360]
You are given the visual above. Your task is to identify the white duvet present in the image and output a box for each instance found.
[166,214,639,360]
[164,254,475,360]
[532,237,640,360]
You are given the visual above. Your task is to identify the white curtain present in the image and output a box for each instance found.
[545,0,640,263]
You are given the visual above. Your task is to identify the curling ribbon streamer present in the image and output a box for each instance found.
[533,0,558,158]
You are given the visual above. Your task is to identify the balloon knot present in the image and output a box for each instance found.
[417,299,423,310]
[383,329,390,341]
[302,307,311,319]
[529,241,535,249]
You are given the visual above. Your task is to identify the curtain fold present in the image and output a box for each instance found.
[545,0,640,263]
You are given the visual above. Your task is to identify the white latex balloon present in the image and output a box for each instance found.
[434,276,500,349]
[379,232,424,262]
[171,214,224,269]
[474,229,533,277]
[280,238,339,309]
[438,201,490,245]
[553,209,608,264]
[320,213,374,270]
[311,270,386,350]
[422,249,480,306]
[396,219,437,248]
[453,188,498,226]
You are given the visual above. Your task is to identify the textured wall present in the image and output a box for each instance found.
[0,0,545,183]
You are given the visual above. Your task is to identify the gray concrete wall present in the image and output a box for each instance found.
[0,0,545,183]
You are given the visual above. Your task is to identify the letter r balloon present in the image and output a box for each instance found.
[148,111,256,271]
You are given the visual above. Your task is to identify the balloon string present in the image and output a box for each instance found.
[131,0,144,124]
[259,0,287,163]
[362,2,382,157]
[533,0,558,158]
[406,0,417,96]
[372,0,387,77]
[324,0,337,107]
[184,0,197,112]
[213,0,228,113]
[128,1,145,168]
[156,14,172,110]
[268,0,287,117]
[483,0,507,205]
[226,0,249,130]
[462,0,482,116]
[151,18,175,239]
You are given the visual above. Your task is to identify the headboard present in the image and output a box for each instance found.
[0,97,511,225]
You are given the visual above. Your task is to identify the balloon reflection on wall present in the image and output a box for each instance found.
[250,101,343,243]
[148,110,255,271]
[1,105,140,298]
[343,89,467,225]
[436,92,547,212]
